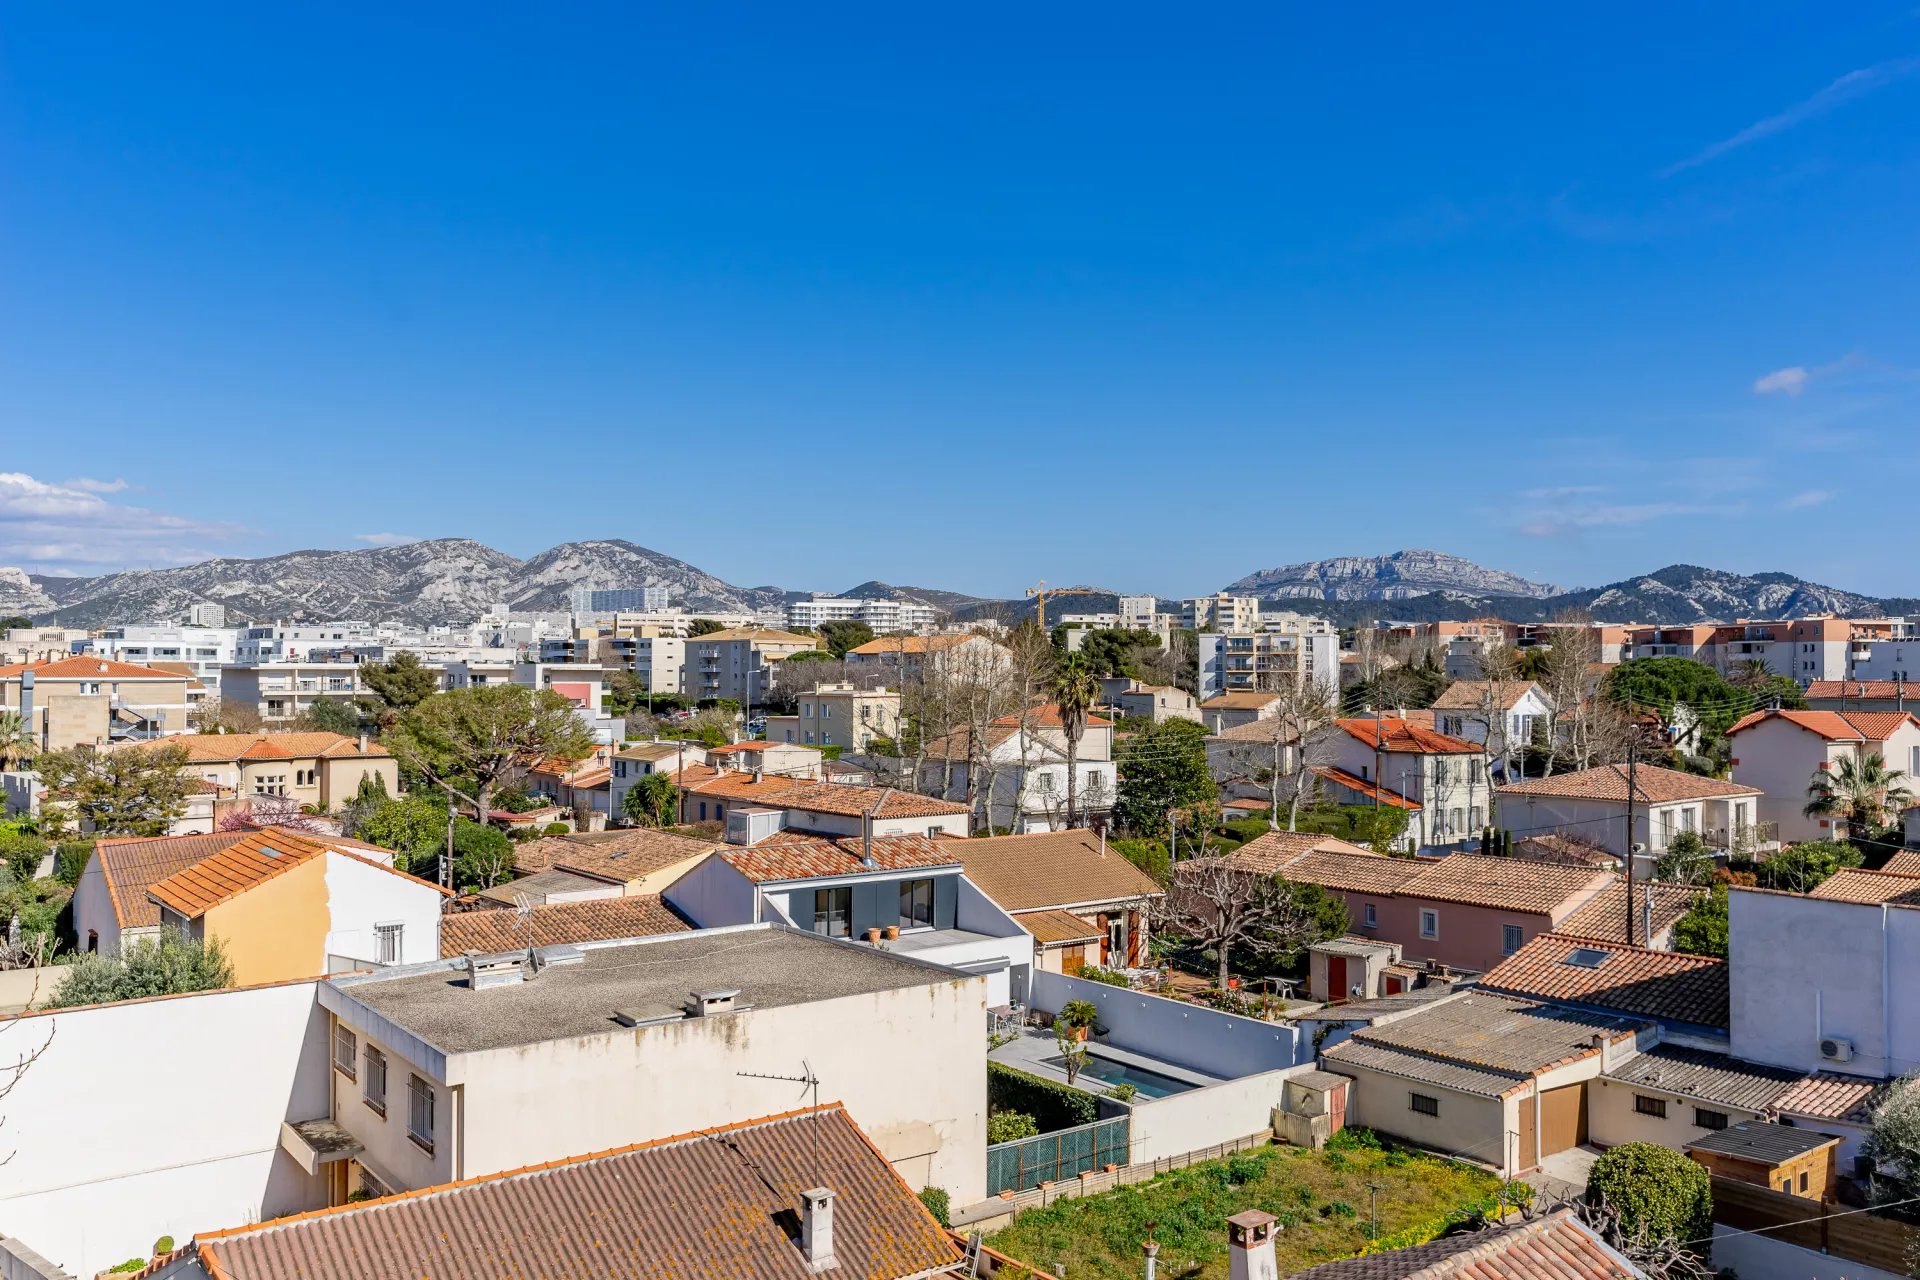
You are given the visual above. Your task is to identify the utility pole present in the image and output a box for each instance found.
[1624,734,1638,946]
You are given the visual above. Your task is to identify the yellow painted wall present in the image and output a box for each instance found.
[201,853,332,984]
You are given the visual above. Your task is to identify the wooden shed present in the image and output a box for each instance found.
[1685,1120,1842,1201]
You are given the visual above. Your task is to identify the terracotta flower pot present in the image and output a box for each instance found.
[1071,1025,1090,1043]
[865,927,883,944]
[884,925,900,940]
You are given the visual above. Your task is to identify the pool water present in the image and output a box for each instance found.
[1042,1053,1199,1098]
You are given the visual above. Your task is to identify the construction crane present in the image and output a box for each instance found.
[1023,580,1110,629]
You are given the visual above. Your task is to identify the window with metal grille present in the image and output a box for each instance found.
[408,1075,435,1152]
[1694,1108,1728,1130]
[1635,1095,1667,1118]
[1502,924,1523,955]
[375,923,403,964]
[364,1047,387,1115]
[333,1025,356,1079]
[1420,909,1439,939]
[1409,1093,1439,1117]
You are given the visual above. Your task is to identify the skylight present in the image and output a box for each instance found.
[1564,947,1610,969]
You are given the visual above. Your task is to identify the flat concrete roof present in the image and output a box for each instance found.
[328,925,965,1055]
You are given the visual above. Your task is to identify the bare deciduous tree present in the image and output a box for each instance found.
[1158,858,1328,988]
[1541,611,1601,775]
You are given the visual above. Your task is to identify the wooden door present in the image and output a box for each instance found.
[1327,955,1348,1003]
[1126,910,1141,966]
[1515,1098,1537,1172]
[1062,945,1085,975]
[1097,914,1112,965]
[1539,1084,1589,1156]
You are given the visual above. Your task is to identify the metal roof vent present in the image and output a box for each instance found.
[535,943,585,968]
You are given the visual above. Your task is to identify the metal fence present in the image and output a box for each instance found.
[987,1116,1130,1196]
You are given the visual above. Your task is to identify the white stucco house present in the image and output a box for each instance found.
[1498,763,1763,873]
[1725,708,1920,844]
[1431,680,1554,781]
[915,705,1116,834]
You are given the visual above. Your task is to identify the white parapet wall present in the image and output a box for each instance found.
[1030,969,1301,1078]
[1127,1066,1304,1164]
[0,981,330,1278]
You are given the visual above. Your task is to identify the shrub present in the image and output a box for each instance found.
[1103,1083,1138,1103]
[153,1235,176,1255]
[1077,965,1129,988]
[1324,1200,1357,1219]
[1061,999,1100,1028]
[1586,1142,1711,1249]
[50,930,235,1008]
[917,1186,950,1227]
[543,821,571,836]
[987,1062,1098,1130]
[987,1110,1040,1144]
[1225,1155,1263,1185]
[1327,1126,1382,1152]
[54,840,94,887]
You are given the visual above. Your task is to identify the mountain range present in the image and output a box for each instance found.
[0,541,1912,629]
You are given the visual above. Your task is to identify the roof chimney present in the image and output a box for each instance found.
[1227,1210,1278,1280]
[800,1187,836,1271]
[684,987,741,1017]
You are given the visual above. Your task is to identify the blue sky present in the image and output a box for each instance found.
[2,4,1916,598]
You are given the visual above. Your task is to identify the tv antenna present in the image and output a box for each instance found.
[737,1059,823,1190]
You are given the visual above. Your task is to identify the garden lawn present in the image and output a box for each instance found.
[985,1136,1505,1280]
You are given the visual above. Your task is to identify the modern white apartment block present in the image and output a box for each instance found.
[235,622,378,663]
[220,661,371,723]
[186,601,229,627]
[88,625,240,689]
[568,586,670,614]
[1197,624,1338,700]
[785,595,939,632]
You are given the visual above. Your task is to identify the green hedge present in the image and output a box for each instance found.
[987,1061,1098,1132]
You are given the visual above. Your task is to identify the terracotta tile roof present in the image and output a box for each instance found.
[440,896,691,956]
[1312,765,1424,809]
[1774,1072,1899,1123]
[1221,832,1422,894]
[1014,908,1104,945]
[694,626,817,644]
[938,830,1162,912]
[918,723,1022,760]
[138,732,388,763]
[92,832,256,930]
[1336,717,1482,755]
[1498,762,1759,804]
[1881,852,1920,876]
[1556,880,1704,944]
[1478,934,1728,1029]
[0,655,185,681]
[1431,681,1545,712]
[146,830,448,918]
[1287,1208,1641,1280]
[1512,832,1618,868]
[1200,691,1283,710]
[718,833,959,883]
[991,704,1112,729]
[678,768,969,819]
[1808,867,1920,905]
[1603,1045,1805,1112]
[846,634,977,656]
[187,1105,963,1280]
[1401,856,1609,914]
[516,828,718,882]
[1806,680,1912,702]
[1725,708,1920,742]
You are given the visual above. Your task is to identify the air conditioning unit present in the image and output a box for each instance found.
[1821,1037,1855,1063]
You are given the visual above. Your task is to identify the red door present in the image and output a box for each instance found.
[1327,955,1349,1003]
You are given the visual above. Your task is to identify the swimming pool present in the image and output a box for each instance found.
[1042,1053,1200,1099]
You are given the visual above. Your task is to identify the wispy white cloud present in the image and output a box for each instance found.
[1516,499,1747,539]
[1753,366,1812,396]
[353,532,421,547]
[62,477,131,494]
[1664,57,1920,177]
[1522,484,1610,501]
[0,471,241,574]
[1784,489,1835,509]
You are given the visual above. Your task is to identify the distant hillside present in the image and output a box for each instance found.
[1227,550,1559,602]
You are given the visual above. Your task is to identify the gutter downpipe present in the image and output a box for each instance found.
[1885,904,1894,1075]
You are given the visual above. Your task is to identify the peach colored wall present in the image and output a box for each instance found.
[202,855,331,984]
[1339,891,1555,972]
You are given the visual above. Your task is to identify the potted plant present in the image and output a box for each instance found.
[884,924,900,940]
[1061,999,1100,1042]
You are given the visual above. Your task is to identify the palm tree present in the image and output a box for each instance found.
[1804,751,1915,835]
[0,710,32,771]
[1051,654,1103,829]
[1729,659,1777,701]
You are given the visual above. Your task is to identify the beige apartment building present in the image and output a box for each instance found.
[767,682,902,751]
[220,661,372,723]
[686,627,817,707]
[130,731,402,811]
[0,656,192,750]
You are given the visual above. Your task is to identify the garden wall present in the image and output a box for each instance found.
[1127,1066,1301,1163]
[1030,969,1301,1078]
